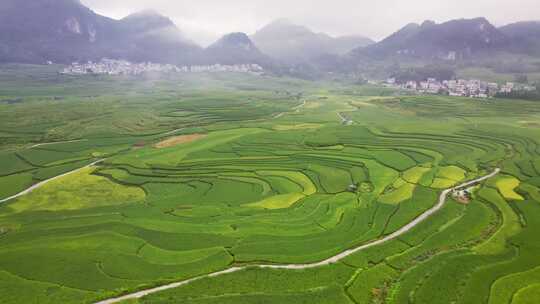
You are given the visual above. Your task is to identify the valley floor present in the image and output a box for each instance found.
[0,68,539,304]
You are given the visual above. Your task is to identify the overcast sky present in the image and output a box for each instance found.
[82,0,539,46]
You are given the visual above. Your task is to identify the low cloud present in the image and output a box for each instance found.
[82,0,540,45]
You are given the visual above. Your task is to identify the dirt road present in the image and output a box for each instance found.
[0,159,104,204]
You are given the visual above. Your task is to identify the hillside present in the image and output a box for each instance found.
[354,18,509,60]
[252,19,373,64]
[0,0,113,63]
[499,21,540,55]
[0,0,202,64]
[204,33,271,66]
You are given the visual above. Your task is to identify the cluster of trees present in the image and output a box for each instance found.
[496,89,540,101]
[390,65,456,83]
[496,82,540,101]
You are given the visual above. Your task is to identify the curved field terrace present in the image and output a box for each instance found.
[0,70,539,304]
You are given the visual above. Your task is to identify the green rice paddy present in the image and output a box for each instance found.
[0,65,539,303]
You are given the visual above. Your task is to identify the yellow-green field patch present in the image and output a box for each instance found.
[403,166,431,184]
[273,123,322,131]
[431,178,457,189]
[437,166,466,182]
[392,177,407,188]
[512,284,540,304]
[304,101,322,109]
[247,193,305,209]
[379,183,415,205]
[496,176,524,201]
[257,171,316,195]
[8,167,145,212]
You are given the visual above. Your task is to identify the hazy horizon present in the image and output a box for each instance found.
[81,0,539,46]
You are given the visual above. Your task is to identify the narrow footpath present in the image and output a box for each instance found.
[0,159,104,204]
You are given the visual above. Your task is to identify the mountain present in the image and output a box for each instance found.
[251,19,373,64]
[113,10,202,64]
[499,21,540,55]
[354,18,509,61]
[500,21,540,40]
[333,35,376,54]
[204,33,271,66]
[0,0,111,63]
[0,0,202,64]
[119,9,176,34]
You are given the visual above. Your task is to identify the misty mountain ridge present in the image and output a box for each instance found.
[2,0,540,77]
[0,0,373,69]
[0,0,204,64]
[354,17,510,61]
[499,21,540,55]
[205,32,272,66]
[0,0,113,63]
[500,21,540,39]
[251,19,374,64]
[209,33,257,51]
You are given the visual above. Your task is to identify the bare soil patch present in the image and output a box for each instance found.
[520,121,540,128]
[154,134,206,149]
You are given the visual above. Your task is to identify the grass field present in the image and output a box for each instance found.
[0,65,539,303]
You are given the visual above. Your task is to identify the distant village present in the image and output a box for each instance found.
[58,60,537,99]
[385,77,537,98]
[61,59,264,76]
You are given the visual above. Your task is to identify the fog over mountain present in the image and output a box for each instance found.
[205,33,272,66]
[252,19,373,64]
[2,0,540,81]
[356,18,509,60]
[0,0,203,64]
[81,0,539,45]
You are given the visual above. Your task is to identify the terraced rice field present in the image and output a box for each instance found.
[0,68,539,303]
